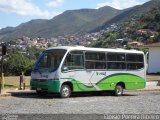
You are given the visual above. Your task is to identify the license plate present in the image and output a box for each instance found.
[37,88,42,90]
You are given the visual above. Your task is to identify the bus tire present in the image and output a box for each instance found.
[114,84,123,96]
[60,84,71,98]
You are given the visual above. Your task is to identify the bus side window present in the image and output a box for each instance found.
[106,53,125,70]
[126,54,144,70]
[85,52,106,70]
[62,51,84,71]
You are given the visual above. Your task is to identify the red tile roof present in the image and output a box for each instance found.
[144,42,160,47]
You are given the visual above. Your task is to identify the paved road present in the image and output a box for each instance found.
[0,91,160,115]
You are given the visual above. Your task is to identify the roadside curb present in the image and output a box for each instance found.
[0,93,11,97]
[125,88,160,92]
[125,85,160,92]
[0,90,36,97]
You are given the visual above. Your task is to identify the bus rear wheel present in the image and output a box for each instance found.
[114,84,123,96]
[60,84,71,98]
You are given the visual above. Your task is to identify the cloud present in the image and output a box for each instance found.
[0,0,60,18]
[46,0,64,7]
[96,0,147,9]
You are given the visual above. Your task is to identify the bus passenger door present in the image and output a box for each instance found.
[61,51,92,91]
[60,53,76,81]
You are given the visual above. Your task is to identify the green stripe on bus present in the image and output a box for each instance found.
[96,73,145,90]
[71,73,145,91]
[72,79,96,91]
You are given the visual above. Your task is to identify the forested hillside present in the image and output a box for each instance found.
[89,5,160,48]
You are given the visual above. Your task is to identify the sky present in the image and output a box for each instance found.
[0,0,150,29]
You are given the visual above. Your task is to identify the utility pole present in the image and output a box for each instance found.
[0,44,6,94]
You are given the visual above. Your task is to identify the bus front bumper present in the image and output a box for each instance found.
[30,79,60,93]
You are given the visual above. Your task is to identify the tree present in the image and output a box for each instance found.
[4,50,35,76]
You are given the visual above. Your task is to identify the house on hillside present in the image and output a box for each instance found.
[144,42,160,73]
[128,41,144,47]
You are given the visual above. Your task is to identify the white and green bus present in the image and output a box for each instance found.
[30,46,146,98]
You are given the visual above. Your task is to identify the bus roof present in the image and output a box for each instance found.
[47,46,144,54]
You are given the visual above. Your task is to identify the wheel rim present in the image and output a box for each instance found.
[116,86,122,95]
[62,86,69,97]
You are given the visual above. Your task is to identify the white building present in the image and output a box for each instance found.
[145,42,160,73]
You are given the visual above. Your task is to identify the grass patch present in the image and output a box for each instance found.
[4,85,17,90]
[3,76,31,89]
[147,75,160,81]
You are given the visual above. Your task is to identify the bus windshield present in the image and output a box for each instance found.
[34,49,66,72]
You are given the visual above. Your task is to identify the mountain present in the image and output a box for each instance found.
[76,6,123,34]
[46,7,120,37]
[95,0,160,31]
[0,0,160,41]
[0,6,121,41]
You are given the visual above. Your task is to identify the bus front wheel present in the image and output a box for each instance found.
[114,84,123,96]
[60,84,71,98]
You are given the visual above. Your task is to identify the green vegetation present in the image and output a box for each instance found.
[3,47,44,76]
[89,4,160,49]
[88,31,118,48]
